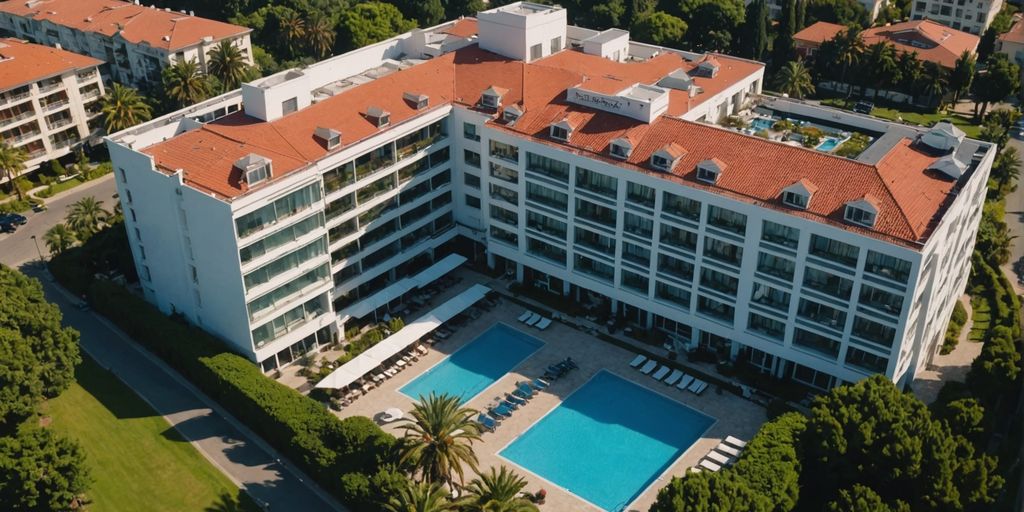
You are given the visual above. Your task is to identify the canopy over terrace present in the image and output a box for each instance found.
[316,284,491,389]
[337,253,467,321]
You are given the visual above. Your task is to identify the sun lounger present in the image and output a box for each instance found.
[640,360,658,374]
[535,317,552,330]
[706,450,732,465]
[677,375,694,391]
[715,443,742,458]
[664,370,683,386]
[505,393,527,406]
[477,414,497,432]
[694,381,709,395]
[652,366,670,381]
[629,354,647,368]
[563,357,578,370]
[516,382,535,397]
[530,378,550,390]
[699,459,722,472]
[416,344,429,355]
[500,399,519,410]
[688,378,705,393]
[512,388,531,401]
[518,311,533,322]
[489,404,513,418]
[525,313,542,326]
[724,436,748,449]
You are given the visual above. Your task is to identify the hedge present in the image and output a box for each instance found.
[84,279,395,503]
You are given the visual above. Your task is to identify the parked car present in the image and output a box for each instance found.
[0,222,16,234]
[0,213,27,225]
[852,101,874,114]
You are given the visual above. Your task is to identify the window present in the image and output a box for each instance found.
[657,254,694,281]
[503,109,520,123]
[550,37,561,53]
[463,122,479,141]
[697,295,734,324]
[621,241,651,266]
[783,191,808,208]
[323,162,355,193]
[656,282,691,309]
[663,192,701,221]
[576,167,617,198]
[481,93,499,108]
[118,167,127,183]
[464,149,481,168]
[845,205,876,226]
[281,97,298,115]
[490,204,518,226]
[490,225,518,246]
[660,224,698,252]
[530,43,542,60]
[621,269,649,294]
[489,140,519,163]
[707,205,747,235]
[626,182,655,208]
[697,166,719,183]
[802,267,853,300]
[809,235,859,267]
[858,284,904,314]
[751,282,791,311]
[793,328,841,359]
[865,250,912,283]
[703,237,743,266]
[757,252,795,281]
[464,172,481,189]
[610,142,631,159]
[527,211,567,239]
[235,183,321,238]
[527,237,566,265]
[489,162,518,183]
[700,268,739,296]
[465,194,480,209]
[575,227,616,253]
[852,316,896,348]
[748,313,785,341]
[797,298,847,329]
[240,213,324,264]
[246,164,269,185]
[550,124,569,141]
[576,199,616,227]
[762,220,799,248]
[651,154,671,170]
[575,254,615,282]
[526,182,568,211]
[845,347,889,373]
[526,152,569,182]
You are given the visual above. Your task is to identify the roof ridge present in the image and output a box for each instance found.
[869,140,920,238]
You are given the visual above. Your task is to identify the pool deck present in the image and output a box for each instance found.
[336,288,767,512]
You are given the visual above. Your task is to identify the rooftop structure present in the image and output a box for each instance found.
[909,0,1003,35]
[997,14,1024,66]
[108,3,992,400]
[0,37,104,176]
[0,0,252,87]
[795,20,979,69]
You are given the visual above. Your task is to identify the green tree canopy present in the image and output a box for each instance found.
[397,392,481,487]
[0,143,28,202]
[630,11,688,49]
[739,0,768,60]
[973,53,1021,120]
[208,39,253,89]
[338,2,418,52]
[444,0,486,19]
[65,196,111,242]
[573,0,627,30]
[464,466,538,512]
[383,480,460,512]
[826,484,911,512]
[43,224,77,256]
[805,0,868,26]
[676,0,744,51]
[0,427,90,511]
[773,59,816,99]
[99,83,153,133]
[160,58,212,108]
[949,50,976,103]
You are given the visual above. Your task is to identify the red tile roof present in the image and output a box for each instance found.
[0,0,250,51]
[998,15,1024,45]
[0,37,102,90]
[441,18,478,38]
[795,20,979,68]
[143,43,959,247]
[793,21,845,46]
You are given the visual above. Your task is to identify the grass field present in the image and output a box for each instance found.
[819,98,982,138]
[40,356,258,512]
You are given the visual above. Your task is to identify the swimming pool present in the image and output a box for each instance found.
[500,371,714,511]
[400,323,543,404]
[816,136,843,152]
[749,117,775,132]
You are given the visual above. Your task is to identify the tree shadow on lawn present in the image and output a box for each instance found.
[73,354,164,420]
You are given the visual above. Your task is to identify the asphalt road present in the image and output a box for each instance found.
[1002,137,1024,294]
[0,174,118,267]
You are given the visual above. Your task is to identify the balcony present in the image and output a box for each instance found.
[0,109,34,128]
[37,81,63,94]
[46,117,74,131]
[0,89,32,106]
[41,99,69,113]
[6,130,41,144]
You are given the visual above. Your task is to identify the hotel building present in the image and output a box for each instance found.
[910,0,1003,35]
[0,37,104,175]
[0,0,252,88]
[107,3,993,391]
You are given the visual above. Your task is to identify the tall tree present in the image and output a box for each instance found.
[677,0,745,51]
[773,59,816,98]
[65,196,110,241]
[978,27,997,61]
[862,41,899,99]
[794,0,807,31]
[338,2,418,52]
[397,392,481,487]
[805,0,869,26]
[833,28,865,99]
[948,50,976,104]
[575,0,627,30]
[208,40,251,90]
[740,0,769,60]
[278,9,307,58]
[464,466,538,512]
[973,53,1020,120]
[444,0,486,19]
[99,83,152,133]
[991,145,1021,192]
[392,0,445,26]
[43,224,77,255]
[305,15,337,59]
[896,51,923,97]
[161,58,211,108]
[630,12,688,49]
[383,480,461,512]
[773,0,797,65]
[827,485,911,512]
[0,428,90,511]
[650,471,771,511]
[0,143,27,202]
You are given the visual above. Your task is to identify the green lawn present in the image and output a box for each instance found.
[34,177,85,199]
[819,98,982,138]
[40,356,258,512]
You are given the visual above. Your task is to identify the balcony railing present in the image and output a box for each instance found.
[0,110,34,128]
[46,117,73,131]
[41,100,69,113]
[6,130,41,144]
[37,81,63,94]
[0,90,32,106]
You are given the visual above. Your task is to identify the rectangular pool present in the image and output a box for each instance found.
[500,371,714,511]
[400,323,543,404]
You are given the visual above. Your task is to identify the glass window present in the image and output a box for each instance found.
[626,182,655,208]
[797,298,847,329]
[251,296,326,347]
[574,254,614,282]
[354,144,395,180]
[464,149,481,168]
[530,43,542,60]
[527,210,567,239]
[489,140,519,163]
[623,212,653,239]
[858,284,904,314]
[700,268,738,296]
[465,194,480,209]
[845,347,889,373]
[489,162,519,183]
[429,146,450,167]
[490,225,518,246]
[707,205,747,235]
[750,282,791,311]
[802,267,853,300]
[246,264,330,320]
[576,167,617,198]
[575,198,616,228]
[783,191,808,209]
[697,295,734,324]
[463,122,479,141]
[703,237,743,266]
[356,173,397,203]
[809,234,859,267]
[621,241,651,266]
[526,152,570,182]
[621,269,650,294]
[526,182,568,211]
[748,313,785,341]
[490,204,518,226]
[761,220,799,248]
[323,161,354,193]
[657,253,694,281]
[489,183,518,205]
[663,192,701,221]
[845,206,876,226]
[793,328,841,359]
[239,213,324,264]
[527,237,566,265]
[756,252,795,281]
[397,158,428,184]
[575,227,616,253]
[550,36,561,53]
[235,183,321,239]
[659,224,698,252]
[464,172,481,189]
[655,281,691,308]
[865,250,912,283]
[852,316,897,348]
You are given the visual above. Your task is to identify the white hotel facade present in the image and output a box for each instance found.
[107,3,993,391]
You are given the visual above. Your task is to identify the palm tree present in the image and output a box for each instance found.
[305,15,336,59]
[208,40,250,90]
[833,28,865,100]
[383,480,461,512]
[464,466,538,512]
[0,142,27,201]
[863,41,899,100]
[65,196,110,240]
[773,60,815,99]
[99,83,152,133]
[161,58,210,108]
[43,224,77,255]
[994,146,1021,192]
[397,392,481,487]
[278,11,306,57]
[918,62,948,109]
[949,50,976,104]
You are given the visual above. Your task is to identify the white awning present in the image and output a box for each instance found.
[317,284,491,389]
[337,254,468,320]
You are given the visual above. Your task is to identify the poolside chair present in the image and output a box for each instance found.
[699,459,722,472]
[629,354,647,368]
[652,366,670,381]
[696,381,709,395]
[516,382,535,397]
[664,370,683,386]
[525,313,542,326]
[676,375,694,391]
[505,393,527,406]
[706,450,732,466]
[715,443,741,458]
[724,436,748,449]
[563,357,579,370]
[530,378,550,390]
[512,388,532,401]
[416,344,429,356]
[477,414,497,432]
[640,360,658,374]
[688,378,705,393]
[500,398,520,410]
[518,311,533,322]
[535,317,552,330]
[489,404,513,418]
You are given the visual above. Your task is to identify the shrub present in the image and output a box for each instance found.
[387,317,405,333]
[723,115,748,129]
[773,119,796,131]
[950,300,968,327]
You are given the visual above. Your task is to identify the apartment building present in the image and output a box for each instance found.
[795,19,979,69]
[0,37,104,176]
[756,0,886,22]
[911,0,1003,35]
[107,3,992,392]
[0,0,252,88]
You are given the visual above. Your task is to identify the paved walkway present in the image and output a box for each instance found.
[912,294,983,404]
[22,264,344,512]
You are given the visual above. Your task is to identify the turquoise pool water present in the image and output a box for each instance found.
[501,371,715,511]
[400,323,543,404]
[816,136,842,152]
[750,117,775,132]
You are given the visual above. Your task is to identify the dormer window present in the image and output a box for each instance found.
[650,143,687,172]
[651,154,671,170]
[503,104,523,124]
[549,119,573,142]
[236,153,272,186]
[481,86,507,109]
[610,138,633,159]
[314,126,341,150]
[696,158,725,183]
[367,106,390,127]
[844,196,878,227]
[781,179,817,210]
[403,92,429,110]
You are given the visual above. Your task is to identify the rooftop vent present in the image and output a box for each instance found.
[403,92,429,110]
[928,154,967,179]
[921,121,965,152]
[314,126,342,150]
[657,69,694,91]
[235,154,272,186]
[366,106,390,127]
